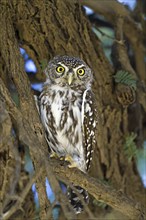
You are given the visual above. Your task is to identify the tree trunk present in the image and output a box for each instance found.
[0,0,145,219]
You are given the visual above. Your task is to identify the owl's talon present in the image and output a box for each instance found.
[50,153,66,162]
[68,163,77,168]
[50,152,58,159]
[65,155,77,168]
[60,156,65,161]
[65,155,73,162]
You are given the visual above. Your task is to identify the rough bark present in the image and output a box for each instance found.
[0,0,145,219]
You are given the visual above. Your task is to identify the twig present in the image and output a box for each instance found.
[2,144,22,211]
[2,167,43,220]
[114,15,137,78]
[0,99,21,216]
[93,25,115,40]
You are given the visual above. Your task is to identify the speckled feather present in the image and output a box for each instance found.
[82,90,97,171]
[39,86,97,172]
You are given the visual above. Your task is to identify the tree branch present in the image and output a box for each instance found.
[49,159,145,220]
[81,0,146,83]
[0,7,51,218]
[81,0,142,45]
[2,167,43,220]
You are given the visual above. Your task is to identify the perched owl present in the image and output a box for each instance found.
[38,55,97,213]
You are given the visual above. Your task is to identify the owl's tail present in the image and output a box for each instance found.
[67,186,89,214]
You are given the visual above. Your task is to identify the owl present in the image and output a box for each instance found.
[38,55,97,213]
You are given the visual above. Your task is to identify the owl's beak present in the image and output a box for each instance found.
[68,74,73,85]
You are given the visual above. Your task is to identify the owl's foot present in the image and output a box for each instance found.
[50,152,59,159]
[65,155,77,168]
[50,152,65,161]
[60,156,65,161]
[50,153,77,168]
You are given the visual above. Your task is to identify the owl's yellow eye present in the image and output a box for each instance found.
[77,68,85,76]
[56,66,65,73]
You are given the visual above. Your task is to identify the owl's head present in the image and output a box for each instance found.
[44,55,93,89]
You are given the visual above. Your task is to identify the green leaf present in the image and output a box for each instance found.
[123,133,138,162]
[113,70,137,90]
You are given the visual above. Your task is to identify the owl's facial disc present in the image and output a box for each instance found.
[45,56,93,88]
[55,63,87,86]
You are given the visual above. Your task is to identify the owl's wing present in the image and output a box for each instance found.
[82,89,98,171]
